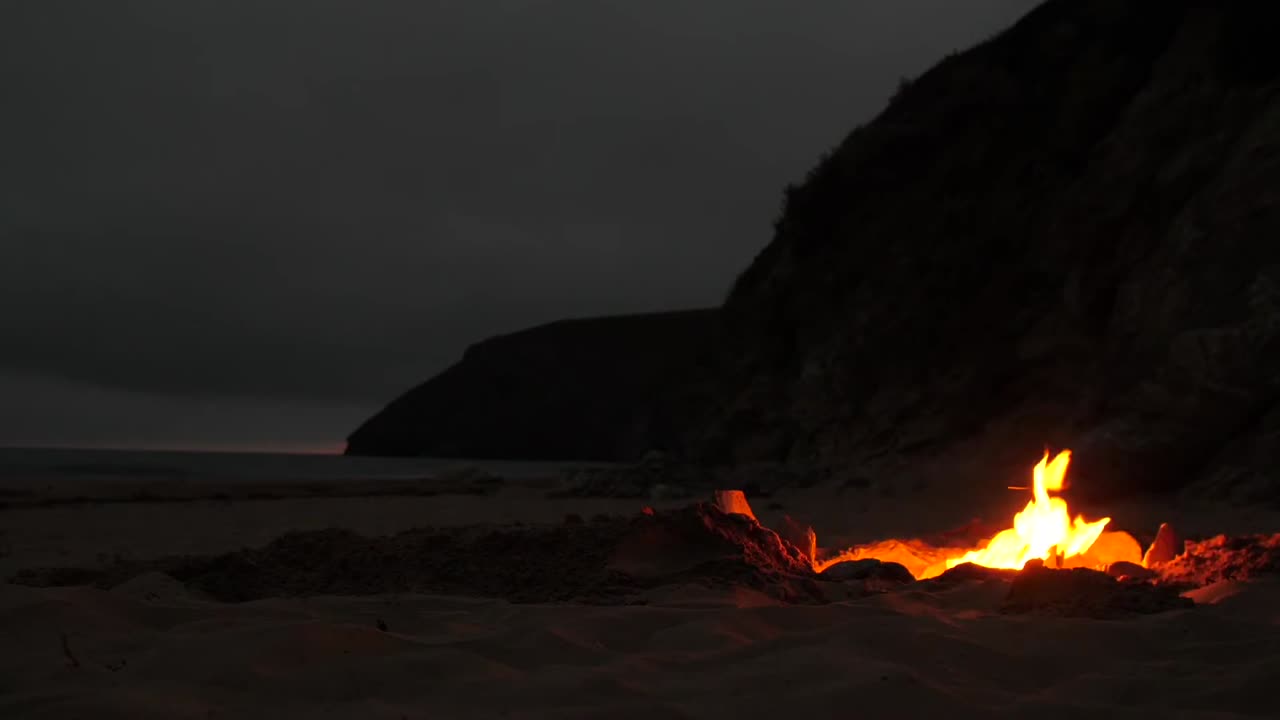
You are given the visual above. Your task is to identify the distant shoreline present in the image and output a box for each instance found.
[0,443,346,458]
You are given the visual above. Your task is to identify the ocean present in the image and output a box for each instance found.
[0,446,614,492]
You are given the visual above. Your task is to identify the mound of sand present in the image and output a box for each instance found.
[1002,563,1194,618]
[12,503,821,604]
[15,501,1280,621]
[1157,533,1280,588]
[6,575,1280,718]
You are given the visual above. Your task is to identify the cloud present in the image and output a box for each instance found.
[0,369,359,451]
[0,0,1037,445]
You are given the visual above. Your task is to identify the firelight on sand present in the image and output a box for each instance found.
[810,449,1141,580]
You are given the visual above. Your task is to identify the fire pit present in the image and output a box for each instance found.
[712,448,1280,616]
[12,448,1279,617]
[809,450,1147,579]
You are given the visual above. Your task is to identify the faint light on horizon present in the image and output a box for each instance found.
[3,441,348,456]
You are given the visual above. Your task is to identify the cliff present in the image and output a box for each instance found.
[350,0,1280,502]
[659,0,1280,500]
[345,309,717,460]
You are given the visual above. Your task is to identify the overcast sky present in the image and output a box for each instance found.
[0,0,1036,452]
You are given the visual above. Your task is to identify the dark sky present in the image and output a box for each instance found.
[1,0,1036,452]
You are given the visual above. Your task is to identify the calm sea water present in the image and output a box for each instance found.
[0,447,615,490]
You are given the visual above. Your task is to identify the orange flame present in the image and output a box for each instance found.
[938,450,1110,574]
[811,449,1140,580]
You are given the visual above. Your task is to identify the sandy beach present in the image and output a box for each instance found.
[6,575,1280,719]
[12,0,1280,716]
[4,466,1280,719]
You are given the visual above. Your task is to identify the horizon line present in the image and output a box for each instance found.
[0,442,348,457]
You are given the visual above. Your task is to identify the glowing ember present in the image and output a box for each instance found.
[714,489,758,522]
[813,538,966,581]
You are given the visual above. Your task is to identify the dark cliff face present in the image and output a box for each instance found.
[345,309,718,460]
[349,0,1280,501]
[661,0,1280,499]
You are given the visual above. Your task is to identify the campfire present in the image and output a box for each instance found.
[730,449,1163,581]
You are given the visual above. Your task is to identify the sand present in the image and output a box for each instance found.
[4,473,1280,718]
